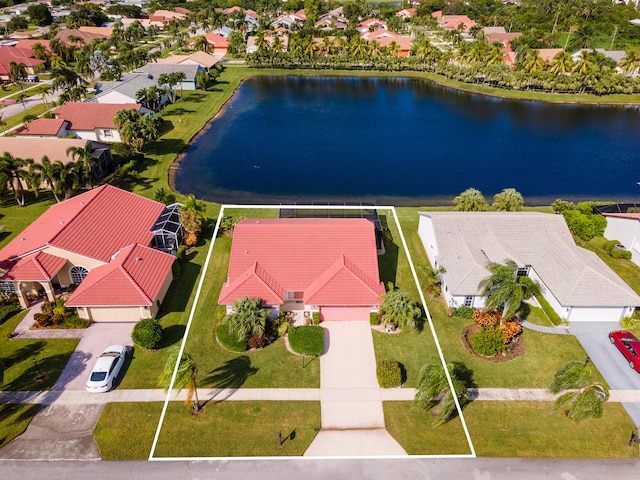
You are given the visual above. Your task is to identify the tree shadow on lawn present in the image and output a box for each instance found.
[147,138,186,156]
[181,92,206,103]
[378,216,399,289]
[201,356,258,405]
[3,341,46,370]
[162,107,195,117]
[1,351,76,391]
[158,260,202,317]
[158,325,186,349]
[452,361,477,390]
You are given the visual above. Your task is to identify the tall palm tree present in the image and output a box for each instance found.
[415,360,470,426]
[15,92,28,114]
[550,50,574,75]
[66,141,94,187]
[0,152,30,206]
[549,360,609,422]
[38,84,52,108]
[158,347,203,414]
[619,50,640,77]
[37,156,62,203]
[521,49,545,75]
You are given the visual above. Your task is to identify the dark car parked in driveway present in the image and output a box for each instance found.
[609,330,640,372]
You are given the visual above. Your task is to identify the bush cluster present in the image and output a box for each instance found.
[453,306,475,319]
[558,201,607,241]
[470,328,506,357]
[131,318,163,350]
[267,309,291,339]
[312,311,320,326]
[248,332,269,349]
[288,326,324,356]
[376,359,402,388]
[621,316,640,330]
[370,311,379,325]
[33,299,84,329]
[0,304,21,325]
[216,322,248,352]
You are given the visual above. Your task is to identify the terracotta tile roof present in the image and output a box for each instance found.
[205,33,229,47]
[78,26,113,38]
[14,39,52,54]
[55,29,105,46]
[370,35,412,51]
[65,244,174,307]
[537,48,564,63]
[219,218,385,307]
[51,102,141,131]
[0,251,66,281]
[157,51,219,69]
[0,137,86,164]
[0,185,166,264]
[14,118,67,136]
[0,46,45,67]
[603,213,640,220]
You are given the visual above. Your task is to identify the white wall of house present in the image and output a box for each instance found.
[93,90,138,104]
[417,214,439,266]
[604,216,640,267]
[69,128,123,143]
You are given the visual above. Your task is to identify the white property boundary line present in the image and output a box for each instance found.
[149,204,476,460]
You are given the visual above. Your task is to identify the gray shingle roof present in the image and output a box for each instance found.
[93,73,158,100]
[420,211,640,307]
[132,63,200,80]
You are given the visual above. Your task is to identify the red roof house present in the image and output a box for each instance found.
[50,102,146,143]
[0,46,45,80]
[219,218,385,321]
[203,33,229,56]
[0,185,181,322]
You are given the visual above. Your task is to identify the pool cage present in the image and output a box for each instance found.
[152,203,184,254]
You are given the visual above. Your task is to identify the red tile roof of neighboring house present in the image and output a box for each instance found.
[14,118,67,137]
[358,18,387,28]
[65,243,174,307]
[437,15,476,31]
[15,39,52,54]
[55,29,105,46]
[0,251,66,281]
[0,184,166,264]
[362,30,397,41]
[51,102,141,131]
[0,46,45,67]
[219,218,385,306]
[204,33,229,47]
[603,213,640,220]
[0,137,86,166]
[371,35,412,52]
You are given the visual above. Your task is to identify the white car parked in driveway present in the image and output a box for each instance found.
[85,345,127,393]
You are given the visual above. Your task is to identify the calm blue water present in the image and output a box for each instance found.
[175,76,640,205]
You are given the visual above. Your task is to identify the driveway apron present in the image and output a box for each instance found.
[304,321,406,456]
[571,322,640,426]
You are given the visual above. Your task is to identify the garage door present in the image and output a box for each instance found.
[568,307,624,322]
[320,307,371,321]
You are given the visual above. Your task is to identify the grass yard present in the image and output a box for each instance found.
[466,401,639,458]
[372,329,436,387]
[384,401,471,455]
[94,402,163,460]
[153,401,320,458]
[0,403,39,449]
[0,310,78,391]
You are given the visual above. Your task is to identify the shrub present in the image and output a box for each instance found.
[184,232,197,247]
[499,319,522,344]
[562,209,606,241]
[34,312,51,328]
[535,293,563,325]
[611,249,632,260]
[288,326,324,356]
[377,359,402,388]
[470,328,505,357]
[453,306,474,319]
[216,322,247,352]
[370,311,379,325]
[603,239,620,253]
[621,316,640,330]
[131,318,163,350]
[0,304,20,324]
[312,311,320,326]
[552,199,575,214]
[247,332,269,349]
[472,308,501,330]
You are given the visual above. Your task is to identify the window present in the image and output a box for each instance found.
[103,130,113,137]
[0,281,15,293]
[70,266,89,284]
[517,265,530,277]
[464,296,473,307]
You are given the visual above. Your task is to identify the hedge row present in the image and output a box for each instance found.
[288,326,324,356]
[216,322,248,352]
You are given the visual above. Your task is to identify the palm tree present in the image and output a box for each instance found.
[158,347,203,414]
[0,152,30,206]
[37,156,62,203]
[549,360,609,422]
[66,141,94,187]
[453,187,488,211]
[38,84,51,108]
[15,92,28,114]
[493,188,524,211]
[379,289,422,330]
[521,49,545,75]
[193,36,210,53]
[224,296,269,342]
[414,360,470,426]
[550,51,574,75]
[619,50,640,77]
[478,259,536,323]
[153,187,176,205]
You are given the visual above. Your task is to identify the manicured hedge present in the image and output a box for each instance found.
[131,318,163,350]
[288,326,324,356]
[453,306,475,319]
[0,304,21,325]
[370,312,379,325]
[216,322,248,352]
[377,359,401,388]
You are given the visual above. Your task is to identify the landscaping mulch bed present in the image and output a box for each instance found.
[461,324,526,363]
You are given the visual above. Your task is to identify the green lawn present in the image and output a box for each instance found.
[0,403,39,449]
[0,310,78,391]
[95,401,320,459]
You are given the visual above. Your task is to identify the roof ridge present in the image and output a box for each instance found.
[118,244,153,304]
[252,262,285,300]
[48,185,108,247]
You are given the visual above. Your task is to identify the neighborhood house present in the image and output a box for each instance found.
[418,212,640,322]
[218,218,386,321]
[0,185,182,322]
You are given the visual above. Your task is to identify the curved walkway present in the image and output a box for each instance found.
[520,319,570,335]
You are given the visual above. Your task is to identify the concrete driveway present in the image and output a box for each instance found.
[571,322,640,425]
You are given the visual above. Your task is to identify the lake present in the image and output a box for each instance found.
[174,75,640,206]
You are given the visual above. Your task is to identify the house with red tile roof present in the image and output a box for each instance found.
[219,218,385,321]
[357,18,388,33]
[396,8,416,19]
[203,33,229,56]
[0,46,45,81]
[0,184,181,321]
[435,14,476,32]
[603,212,640,268]
[55,29,106,47]
[49,102,149,143]
[13,118,68,138]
